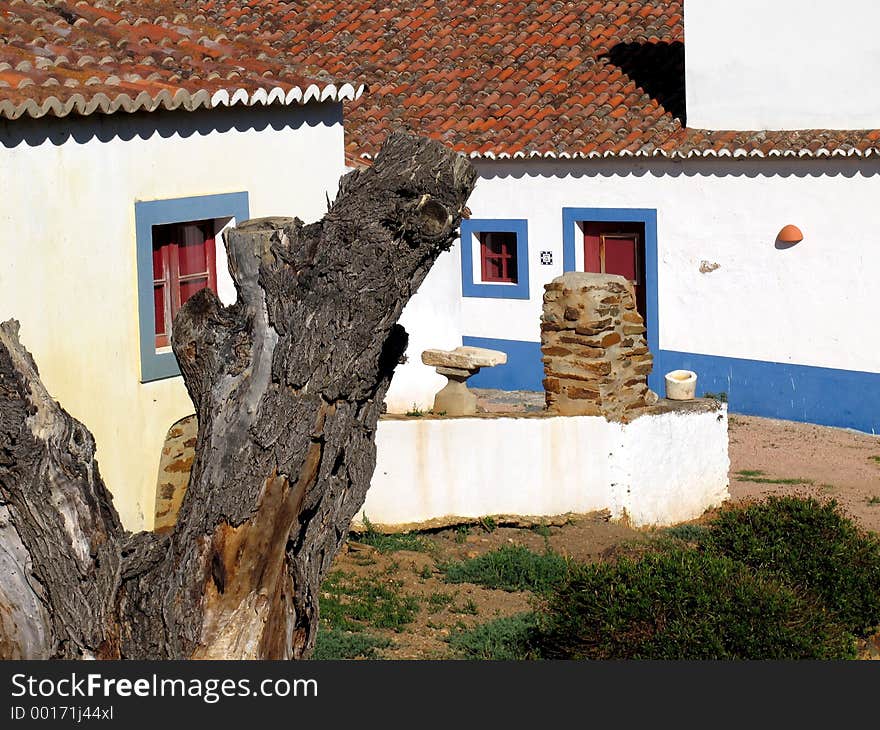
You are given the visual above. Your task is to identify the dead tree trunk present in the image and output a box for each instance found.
[0,132,476,659]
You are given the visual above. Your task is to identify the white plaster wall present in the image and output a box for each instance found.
[686,0,880,130]
[359,407,729,528]
[389,157,880,410]
[0,103,346,530]
[384,242,464,413]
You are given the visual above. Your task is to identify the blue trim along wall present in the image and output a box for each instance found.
[135,191,249,383]
[460,218,530,299]
[462,337,880,434]
[653,351,880,435]
[462,336,544,391]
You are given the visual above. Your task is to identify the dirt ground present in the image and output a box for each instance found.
[728,414,880,532]
[327,412,880,659]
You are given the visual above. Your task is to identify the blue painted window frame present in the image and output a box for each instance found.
[562,206,659,364]
[135,192,249,382]
[460,218,530,299]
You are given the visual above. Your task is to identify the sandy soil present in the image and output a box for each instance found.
[728,414,880,531]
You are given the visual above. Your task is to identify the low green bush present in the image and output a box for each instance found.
[447,613,540,660]
[704,497,880,636]
[440,545,569,593]
[534,547,855,660]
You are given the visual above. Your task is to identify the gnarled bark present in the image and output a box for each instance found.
[0,132,476,659]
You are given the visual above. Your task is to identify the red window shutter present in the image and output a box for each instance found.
[151,219,218,349]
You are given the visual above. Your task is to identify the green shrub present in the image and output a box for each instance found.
[312,629,390,660]
[534,547,855,659]
[447,613,540,660]
[704,497,880,635]
[664,523,710,543]
[440,545,570,593]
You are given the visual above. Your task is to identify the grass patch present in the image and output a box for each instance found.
[320,570,420,633]
[868,496,880,506]
[734,470,813,485]
[447,613,540,660]
[440,545,569,593]
[451,598,479,615]
[351,517,431,554]
[427,591,456,612]
[869,456,880,464]
[704,497,880,636]
[312,628,390,660]
[534,546,855,660]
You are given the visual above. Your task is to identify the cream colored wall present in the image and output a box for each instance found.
[0,103,346,530]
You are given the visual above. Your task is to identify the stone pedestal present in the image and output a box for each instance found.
[421,346,507,416]
[433,366,479,415]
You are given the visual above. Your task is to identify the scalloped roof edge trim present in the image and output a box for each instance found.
[355,145,880,161]
[0,82,366,120]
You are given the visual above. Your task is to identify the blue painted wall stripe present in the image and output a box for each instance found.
[135,191,249,383]
[461,335,880,435]
[461,336,544,391]
[652,351,880,435]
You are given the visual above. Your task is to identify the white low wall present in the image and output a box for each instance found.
[359,405,730,529]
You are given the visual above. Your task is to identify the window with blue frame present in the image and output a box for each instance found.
[135,192,249,383]
[460,218,530,299]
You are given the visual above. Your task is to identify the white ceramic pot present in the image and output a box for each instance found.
[665,370,697,400]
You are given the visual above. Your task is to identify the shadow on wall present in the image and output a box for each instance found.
[603,40,686,126]
[0,100,342,149]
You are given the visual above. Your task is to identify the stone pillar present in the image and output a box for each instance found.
[541,272,653,419]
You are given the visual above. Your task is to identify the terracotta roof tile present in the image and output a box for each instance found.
[0,0,364,120]
[6,1,880,162]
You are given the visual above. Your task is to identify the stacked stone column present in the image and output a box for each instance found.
[541,272,653,419]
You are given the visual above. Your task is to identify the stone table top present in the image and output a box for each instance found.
[421,345,508,370]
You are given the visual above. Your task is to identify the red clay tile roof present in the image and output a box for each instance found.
[0,0,363,120]
[179,0,880,162]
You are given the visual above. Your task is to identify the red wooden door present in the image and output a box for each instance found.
[583,221,646,320]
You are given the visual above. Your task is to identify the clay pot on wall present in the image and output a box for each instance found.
[665,370,697,400]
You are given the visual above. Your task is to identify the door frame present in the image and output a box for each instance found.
[562,207,658,360]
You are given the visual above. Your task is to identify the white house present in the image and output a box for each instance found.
[0,3,361,530]
[194,0,880,434]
